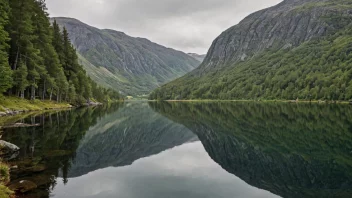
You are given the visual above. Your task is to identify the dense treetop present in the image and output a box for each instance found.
[0,0,121,104]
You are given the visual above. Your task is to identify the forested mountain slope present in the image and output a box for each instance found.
[52,18,200,96]
[150,0,352,101]
[0,0,120,104]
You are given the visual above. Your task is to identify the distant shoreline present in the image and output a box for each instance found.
[148,100,351,104]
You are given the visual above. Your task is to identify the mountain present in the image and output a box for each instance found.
[51,17,201,96]
[150,102,352,197]
[187,53,206,62]
[150,0,352,101]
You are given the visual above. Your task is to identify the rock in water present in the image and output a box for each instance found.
[0,140,19,153]
[0,140,20,160]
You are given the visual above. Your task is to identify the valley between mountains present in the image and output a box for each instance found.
[52,17,202,97]
[55,0,352,102]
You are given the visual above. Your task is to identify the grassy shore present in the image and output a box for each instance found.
[0,163,13,198]
[0,96,72,113]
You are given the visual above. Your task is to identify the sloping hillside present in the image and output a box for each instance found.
[52,17,201,96]
[150,0,352,101]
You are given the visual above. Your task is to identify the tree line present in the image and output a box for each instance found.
[0,0,121,104]
[150,25,352,101]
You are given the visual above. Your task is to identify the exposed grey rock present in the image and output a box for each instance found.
[0,140,19,152]
[0,140,20,160]
[199,0,351,72]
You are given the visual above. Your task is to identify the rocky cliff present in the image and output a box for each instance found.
[52,17,200,96]
[150,0,352,100]
[201,0,349,71]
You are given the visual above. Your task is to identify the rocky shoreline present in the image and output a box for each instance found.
[0,109,28,117]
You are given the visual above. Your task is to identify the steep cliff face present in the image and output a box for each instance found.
[201,0,348,71]
[52,18,200,96]
[150,0,352,100]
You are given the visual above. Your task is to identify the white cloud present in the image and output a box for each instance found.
[46,0,282,54]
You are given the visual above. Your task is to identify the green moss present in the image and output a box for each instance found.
[0,185,13,198]
[0,163,10,184]
[0,163,13,198]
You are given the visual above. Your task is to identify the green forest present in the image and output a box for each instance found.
[150,17,352,101]
[0,0,121,104]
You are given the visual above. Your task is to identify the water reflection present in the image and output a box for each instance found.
[53,142,278,198]
[68,102,196,178]
[1,102,352,198]
[150,102,352,198]
[2,104,122,197]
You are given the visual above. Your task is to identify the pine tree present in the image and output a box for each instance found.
[8,0,34,70]
[2,0,121,103]
[32,0,63,100]
[0,0,12,94]
[8,0,42,100]
[13,61,29,98]
[52,20,64,63]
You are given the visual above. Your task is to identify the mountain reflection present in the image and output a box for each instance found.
[68,102,196,177]
[3,102,352,198]
[2,102,196,197]
[2,104,122,197]
[150,102,352,198]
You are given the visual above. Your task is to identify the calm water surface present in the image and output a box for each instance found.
[1,102,352,198]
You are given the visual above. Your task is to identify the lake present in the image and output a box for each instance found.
[1,102,352,198]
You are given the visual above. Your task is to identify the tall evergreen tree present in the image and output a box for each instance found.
[1,0,121,103]
[13,61,29,98]
[0,0,12,94]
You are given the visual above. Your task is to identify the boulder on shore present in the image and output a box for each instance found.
[0,140,20,160]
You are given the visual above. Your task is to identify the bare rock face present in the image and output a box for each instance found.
[51,17,201,95]
[200,0,351,71]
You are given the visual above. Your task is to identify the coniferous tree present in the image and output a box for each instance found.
[0,0,12,94]
[0,0,121,102]
[13,61,29,98]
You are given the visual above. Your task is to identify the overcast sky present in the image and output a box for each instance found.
[46,0,282,54]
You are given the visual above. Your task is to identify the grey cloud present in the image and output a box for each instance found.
[47,0,282,54]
